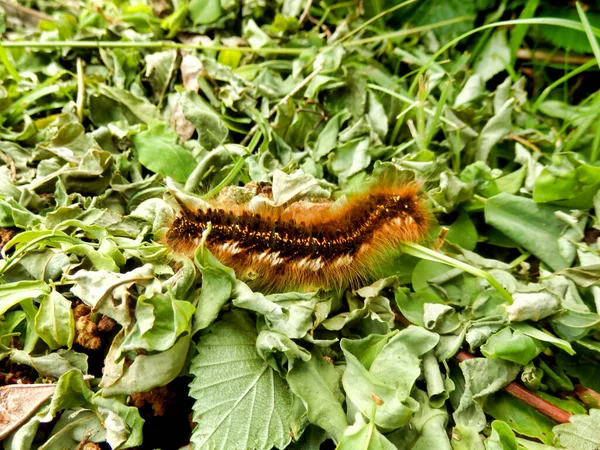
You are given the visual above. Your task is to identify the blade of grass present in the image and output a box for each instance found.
[576,1,600,69]
[532,59,596,111]
[509,0,540,65]
[0,42,20,81]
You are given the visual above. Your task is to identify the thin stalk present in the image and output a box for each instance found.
[400,242,513,304]
[532,60,596,111]
[76,58,84,123]
[0,40,305,54]
[367,84,460,129]
[345,16,474,47]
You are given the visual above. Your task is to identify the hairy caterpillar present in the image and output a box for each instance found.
[165,181,430,291]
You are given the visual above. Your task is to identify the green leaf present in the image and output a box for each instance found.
[485,420,518,450]
[481,327,544,365]
[0,280,50,316]
[533,153,600,209]
[446,210,478,251]
[41,409,105,450]
[474,29,510,82]
[484,193,573,271]
[553,409,600,450]
[336,413,397,450]
[189,311,294,450]
[131,121,196,183]
[453,358,520,431]
[193,249,236,333]
[287,347,347,442]
[483,392,555,445]
[94,397,144,449]
[451,424,485,450]
[189,0,222,25]
[101,332,191,396]
[180,90,229,150]
[341,327,438,429]
[95,84,160,124]
[121,293,195,352]
[11,349,88,379]
[510,323,574,355]
[35,290,75,350]
[233,284,318,339]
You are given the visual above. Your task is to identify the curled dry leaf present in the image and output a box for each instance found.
[0,384,56,439]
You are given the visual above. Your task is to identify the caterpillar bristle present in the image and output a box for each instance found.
[164,180,430,292]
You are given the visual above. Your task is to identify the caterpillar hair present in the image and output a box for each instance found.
[165,180,430,292]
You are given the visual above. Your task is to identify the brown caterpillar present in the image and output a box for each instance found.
[165,181,430,291]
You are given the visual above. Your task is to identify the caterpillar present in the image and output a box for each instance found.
[165,180,430,292]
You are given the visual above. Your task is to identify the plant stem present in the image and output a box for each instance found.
[400,242,513,304]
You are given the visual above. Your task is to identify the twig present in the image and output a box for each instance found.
[516,48,593,66]
[298,0,313,26]
[455,350,572,424]
[0,0,53,25]
[507,132,541,153]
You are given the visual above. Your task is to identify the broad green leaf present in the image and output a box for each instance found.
[35,291,75,350]
[336,413,396,450]
[446,210,478,251]
[180,90,228,150]
[11,349,87,379]
[556,264,600,288]
[510,323,574,355]
[533,153,600,209]
[409,389,452,450]
[483,392,555,445]
[553,409,600,450]
[256,330,311,371]
[193,249,236,333]
[49,369,95,416]
[451,424,485,450]
[485,420,517,450]
[95,84,160,124]
[453,358,520,431]
[101,332,191,396]
[94,397,144,449]
[40,409,105,449]
[481,327,545,365]
[233,284,317,339]
[145,50,177,103]
[189,311,294,450]
[287,347,347,442]
[341,327,438,429]
[474,29,510,82]
[131,121,196,183]
[312,110,351,160]
[121,293,195,352]
[551,309,600,341]
[485,193,573,271]
[0,280,50,316]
